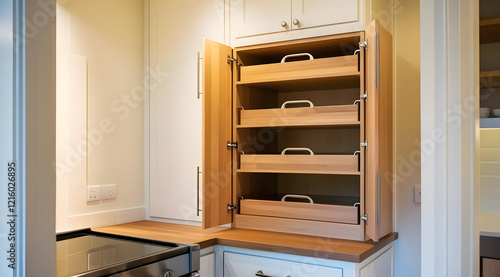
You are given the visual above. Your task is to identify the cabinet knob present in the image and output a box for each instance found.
[293,19,300,26]
[281,21,287,28]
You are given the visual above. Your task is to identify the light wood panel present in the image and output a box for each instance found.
[277,128,361,155]
[239,55,359,84]
[483,258,500,277]
[358,30,367,241]
[202,39,233,229]
[240,199,358,224]
[480,16,500,44]
[234,214,365,241]
[276,175,361,202]
[480,70,500,89]
[239,105,359,128]
[237,75,361,91]
[239,154,359,174]
[92,221,398,263]
[364,20,393,242]
[235,32,362,66]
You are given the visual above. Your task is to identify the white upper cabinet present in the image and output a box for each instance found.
[149,0,224,223]
[231,0,292,38]
[230,0,391,46]
[291,0,358,29]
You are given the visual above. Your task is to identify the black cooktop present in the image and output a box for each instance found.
[56,230,187,277]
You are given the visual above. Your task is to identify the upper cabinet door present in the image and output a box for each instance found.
[231,0,292,38]
[202,39,233,229]
[291,0,358,30]
[364,20,393,242]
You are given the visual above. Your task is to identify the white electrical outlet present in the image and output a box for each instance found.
[101,184,117,200]
[414,185,421,204]
[87,185,101,202]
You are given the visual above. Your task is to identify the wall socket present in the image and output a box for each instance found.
[101,184,117,200]
[87,185,101,202]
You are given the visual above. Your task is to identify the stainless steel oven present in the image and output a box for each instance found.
[56,230,200,277]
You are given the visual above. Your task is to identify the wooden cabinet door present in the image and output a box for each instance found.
[291,0,358,30]
[202,39,233,229]
[231,0,291,38]
[364,20,393,242]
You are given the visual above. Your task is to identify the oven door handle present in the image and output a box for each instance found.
[256,270,291,277]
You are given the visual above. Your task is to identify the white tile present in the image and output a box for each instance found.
[480,129,500,148]
[480,149,500,162]
[118,207,146,224]
[480,176,500,213]
[67,214,91,231]
[480,162,500,176]
[91,211,118,228]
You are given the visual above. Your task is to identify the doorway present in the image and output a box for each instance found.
[478,0,500,276]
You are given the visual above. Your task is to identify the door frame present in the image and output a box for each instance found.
[420,0,480,276]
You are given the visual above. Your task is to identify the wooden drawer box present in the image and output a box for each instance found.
[238,105,359,128]
[240,199,359,224]
[239,55,359,84]
[238,154,359,175]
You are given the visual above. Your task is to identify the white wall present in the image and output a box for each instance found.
[392,1,421,276]
[56,0,146,232]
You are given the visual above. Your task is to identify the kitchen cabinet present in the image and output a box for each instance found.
[201,247,216,277]
[482,258,500,277]
[202,20,393,242]
[230,0,392,47]
[217,244,394,277]
[149,0,224,222]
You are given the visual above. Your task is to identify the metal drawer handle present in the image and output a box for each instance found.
[281,194,314,204]
[281,100,314,109]
[256,270,291,277]
[281,53,314,63]
[281,148,314,155]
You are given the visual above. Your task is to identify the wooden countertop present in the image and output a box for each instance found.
[92,220,397,263]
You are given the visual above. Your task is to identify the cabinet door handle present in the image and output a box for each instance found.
[281,100,314,109]
[281,53,314,63]
[281,194,314,204]
[377,172,381,226]
[281,147,314,156]
[281,21,288,28]
[292,19,300,26]
[197,166,202,216]
[255,270,290,277]
[197,51,202,99]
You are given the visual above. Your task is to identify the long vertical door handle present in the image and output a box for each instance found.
[197,52,202,99]
[375,33,379,88]
[197,166,202,216]
[377,172,381,226]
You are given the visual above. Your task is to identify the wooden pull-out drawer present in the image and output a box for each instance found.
[238,105,359,128]
[240,199,358,224]
[238,154,359,175]
[239,55,359,84]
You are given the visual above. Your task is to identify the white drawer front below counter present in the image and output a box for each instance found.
[223,251,343,277]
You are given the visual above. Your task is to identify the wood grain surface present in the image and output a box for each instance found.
[92,221,397,263]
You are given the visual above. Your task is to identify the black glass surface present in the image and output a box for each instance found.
[56,234,174,277]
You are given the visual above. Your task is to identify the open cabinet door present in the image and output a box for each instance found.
[364,20,393,242]
[202,39,233,229]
